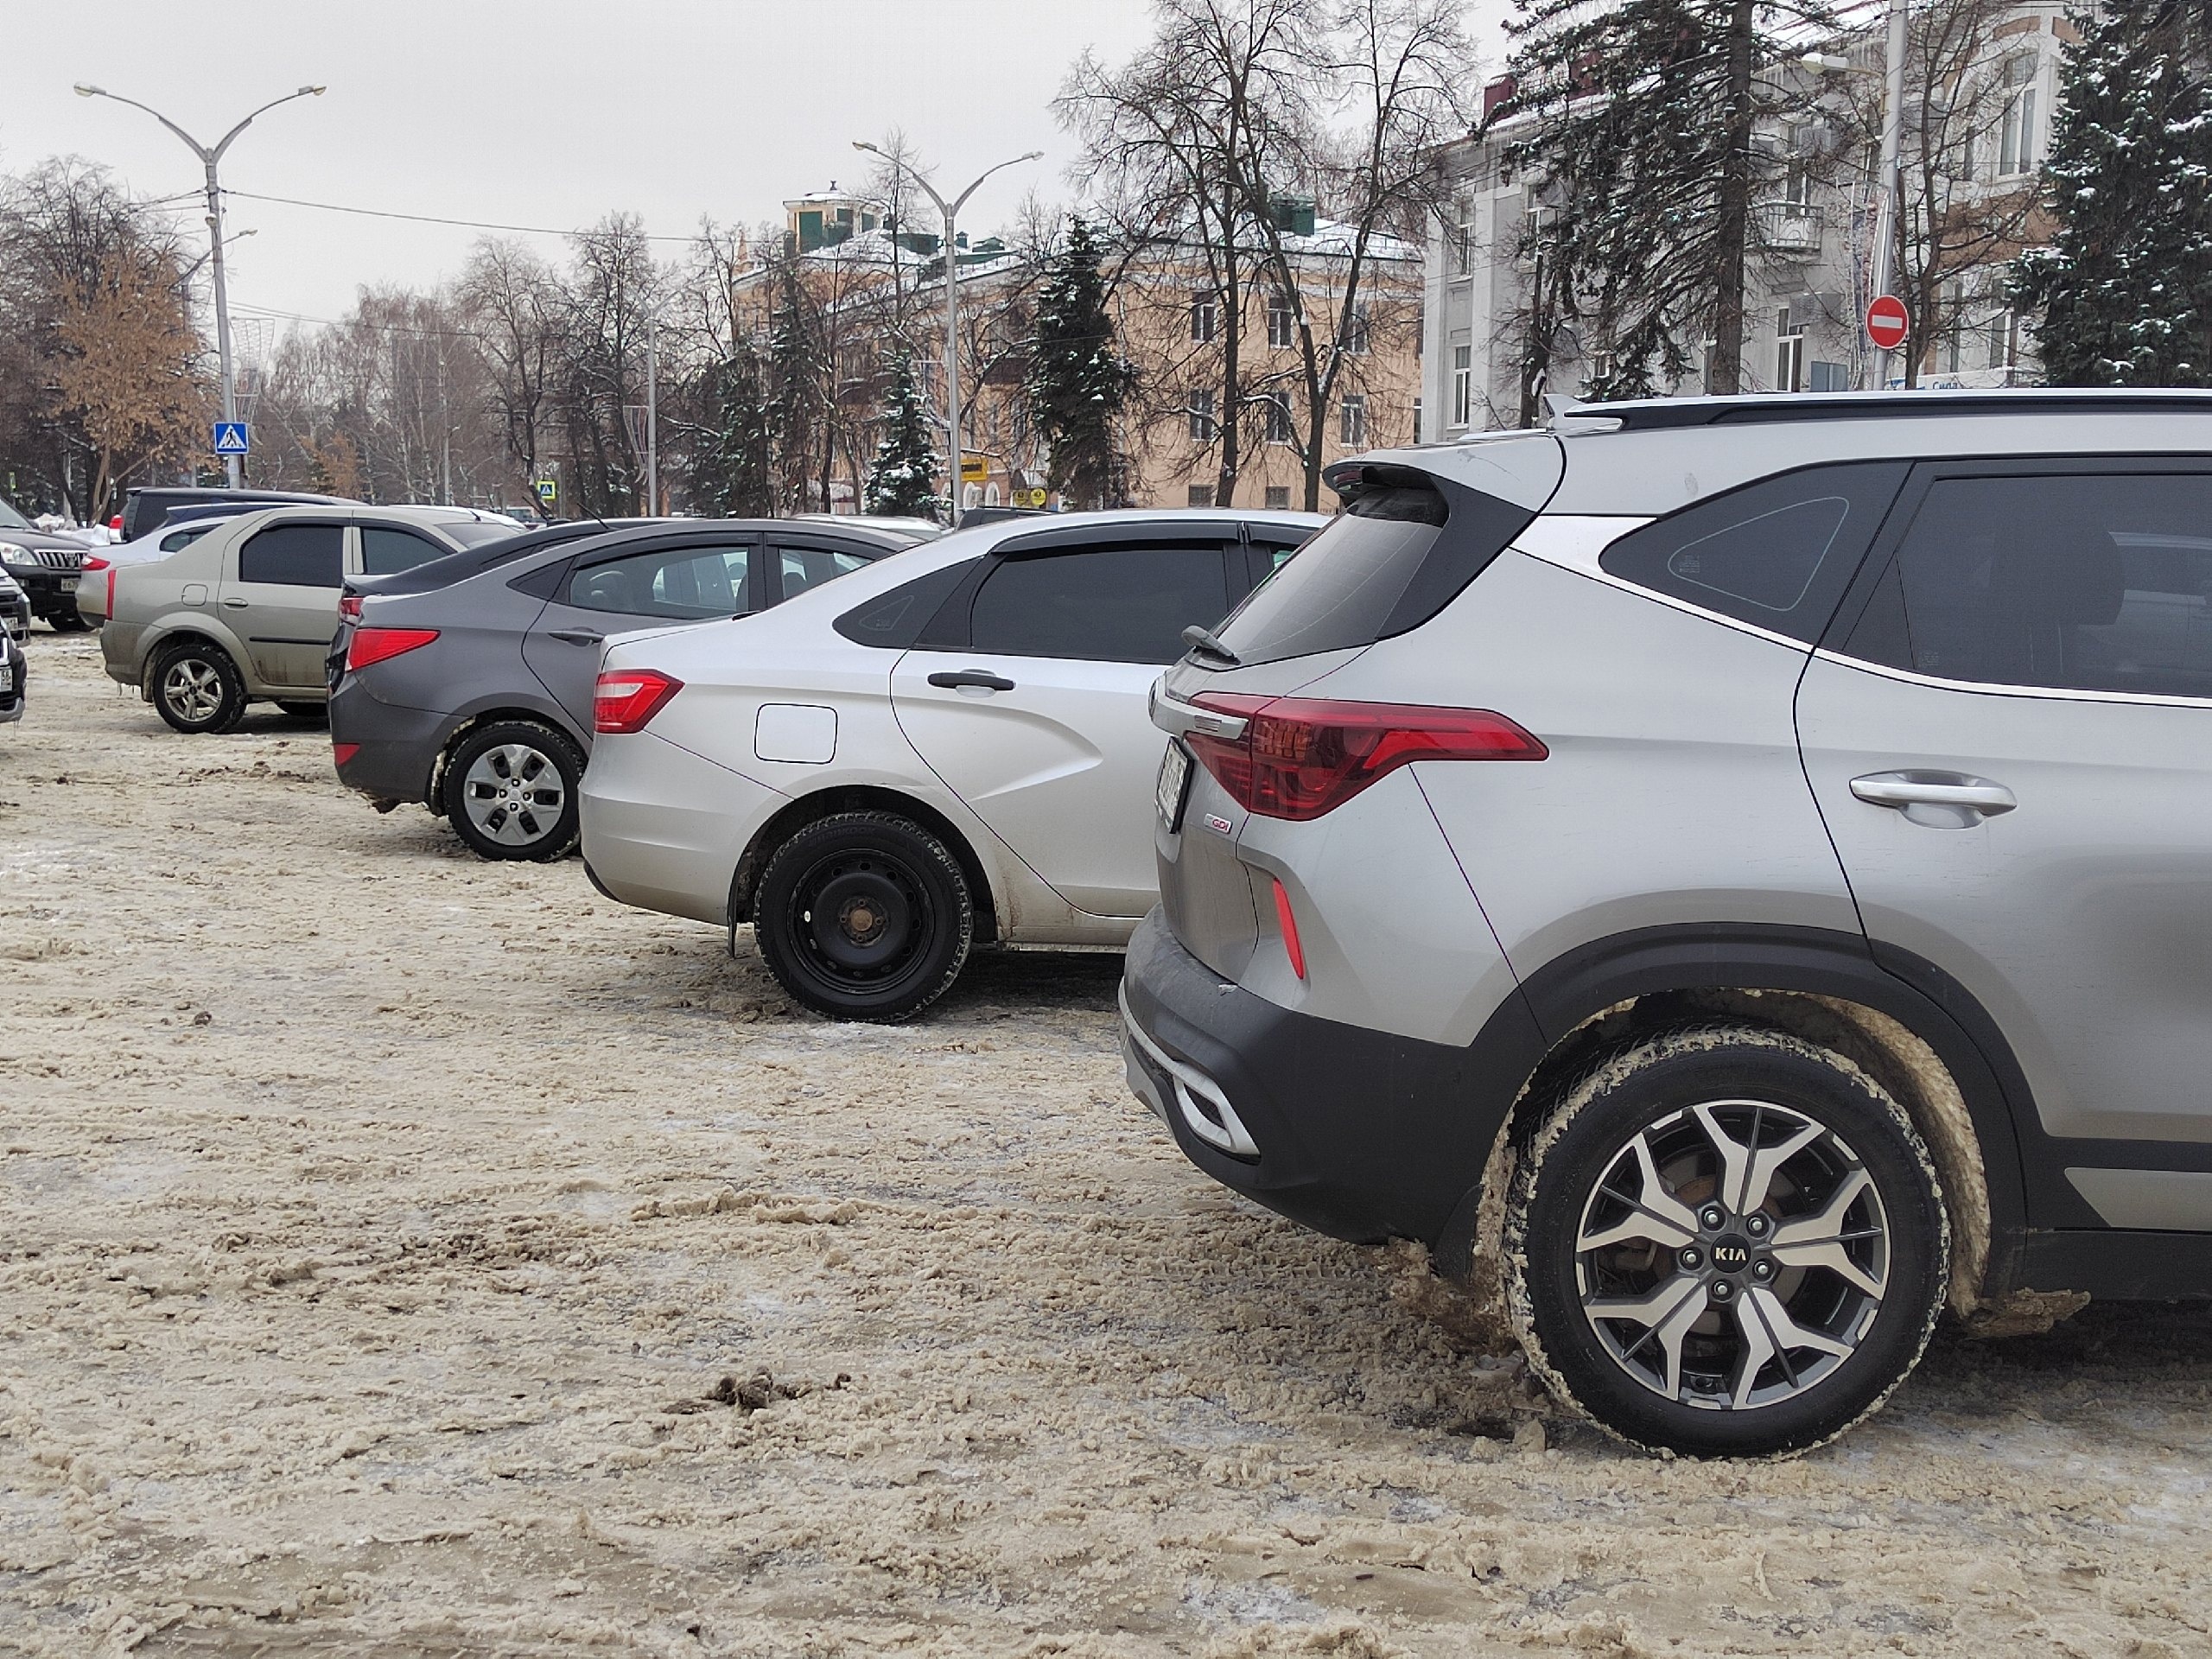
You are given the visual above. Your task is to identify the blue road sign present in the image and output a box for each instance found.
[213,422,251,455]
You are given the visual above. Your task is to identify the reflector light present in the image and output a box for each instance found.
[1183,695,1546,821]
[594,669,683,734]
[332,742,361,766]
[1270,877,1306,980]
[346,626,440,671]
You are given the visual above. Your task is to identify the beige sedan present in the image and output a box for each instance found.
[100,503,520,734]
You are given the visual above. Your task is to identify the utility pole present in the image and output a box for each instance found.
[1872,0,1908,391]
[76,81,327,486]
[854,141,1040,525]
[645,315,660,516]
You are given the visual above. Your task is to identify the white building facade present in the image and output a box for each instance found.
[1422,4,2071,435]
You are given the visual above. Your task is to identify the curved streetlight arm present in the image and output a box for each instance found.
[78,87,212,160]
[212,86,327,163]
[951,150,1044,218]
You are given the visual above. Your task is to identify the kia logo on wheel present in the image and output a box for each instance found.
[1713,1238,1751,1272]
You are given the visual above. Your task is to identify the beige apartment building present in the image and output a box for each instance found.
[747,188,1424,513]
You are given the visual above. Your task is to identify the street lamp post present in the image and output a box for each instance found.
[853,141,1040,525]
[1806,0,1908,391]
[75,81,327,487]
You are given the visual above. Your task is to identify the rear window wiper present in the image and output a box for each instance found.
[1182,624,1241,666]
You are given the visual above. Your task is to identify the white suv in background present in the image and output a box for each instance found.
[580,509,1322,1020]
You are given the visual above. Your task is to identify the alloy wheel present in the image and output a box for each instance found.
[162,658,225,723]
[1573,1098,1889,1412]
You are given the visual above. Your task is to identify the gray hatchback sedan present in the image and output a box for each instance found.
[330,518,927,860]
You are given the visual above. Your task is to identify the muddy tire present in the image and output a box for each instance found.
[753,811,972,1023]
[150,639,247,734]
[1504,1022,1948,1459]
[439,720,582,861]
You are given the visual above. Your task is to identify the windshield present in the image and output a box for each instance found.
[0,500,32,531]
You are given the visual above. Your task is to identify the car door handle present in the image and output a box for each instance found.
[547,628,604,646]
[1850,771,2017,816]
[928,669,1016,692]
[220,597,249,609]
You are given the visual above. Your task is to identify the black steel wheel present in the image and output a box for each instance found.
[753,810,973,1021]
[1505,1023,1948,1458]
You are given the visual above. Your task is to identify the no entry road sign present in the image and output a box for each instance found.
[1866,295,1910,353]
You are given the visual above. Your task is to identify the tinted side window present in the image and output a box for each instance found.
[1868,471,2212,698]
[777,544,873,601]
[1599,462,1907,644]
[360,526,448,575]
[969,546,1230,664]
[159,525,213,553]
[238,524,344,588]
[569,544,750,618]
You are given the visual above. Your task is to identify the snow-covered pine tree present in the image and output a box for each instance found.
[864,351,950,520]
[2011,3,2212,386]
[1498,0,1834,401]
[762,253,819,512]
[1027,217,1135,509]
[690,341,774,518]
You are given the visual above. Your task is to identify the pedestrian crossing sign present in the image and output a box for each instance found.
[212,422,250,455]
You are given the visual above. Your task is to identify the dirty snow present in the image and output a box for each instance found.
[4,636,2212,1656]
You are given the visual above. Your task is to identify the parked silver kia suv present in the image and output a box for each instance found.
[1124,389,2212,1456]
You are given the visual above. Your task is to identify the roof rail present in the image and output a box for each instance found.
[1557,389,2212,433]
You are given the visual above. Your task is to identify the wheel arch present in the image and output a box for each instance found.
[728,785,999,946]
[141,626,246,696]
[1440,924,2036,1316]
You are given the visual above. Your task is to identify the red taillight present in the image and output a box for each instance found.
[339,594,363,623]
[594,669,683,734]
[105,568,117,615]
[346,626,440,671]
[1185,694,1546,821]
[82,555,109,572]
[1270,877,1306,980]
[333,741,361,767]
[108,515,122,531]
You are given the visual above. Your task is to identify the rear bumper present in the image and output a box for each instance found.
[0,639,24,721]
[328,683,446,804]
[578,732,779,927]
[1118,907,1546,1251]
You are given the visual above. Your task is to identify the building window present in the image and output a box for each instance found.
[1450,206,1474,276]
[1808,360,1848,392]
[1187,484,1214,507]
[1412,397,1422,444]
[1267,292,1296,349]
[1450,343,1472,428]
[1190,295,1217,343]
[1344,303,1370,356]
[1265,486,1291,509]
[1339,394,1366,448]
[1999,55,2039,177]
[1775,309,1805,392]
[1265,393,1294,444]
[1186,387,1216,442]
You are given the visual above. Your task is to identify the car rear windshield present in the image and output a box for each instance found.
[442,521,526,548]
[1212,477,1537,665]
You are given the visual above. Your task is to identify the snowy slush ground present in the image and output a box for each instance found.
[4,636,2212,1656]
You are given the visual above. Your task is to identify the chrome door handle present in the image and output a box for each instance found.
[927,669,1015,692]
[1850,771,2017,817]
[547,628,604,646]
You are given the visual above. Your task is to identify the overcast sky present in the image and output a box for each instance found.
[8,0,1507,349]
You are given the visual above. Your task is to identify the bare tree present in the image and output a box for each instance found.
[1061,0,1312,506]
[459,238,561,497]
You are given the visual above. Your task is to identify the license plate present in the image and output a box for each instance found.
[0,664,13,691]
[59,576,79,591]
[1156,740,1192,831]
